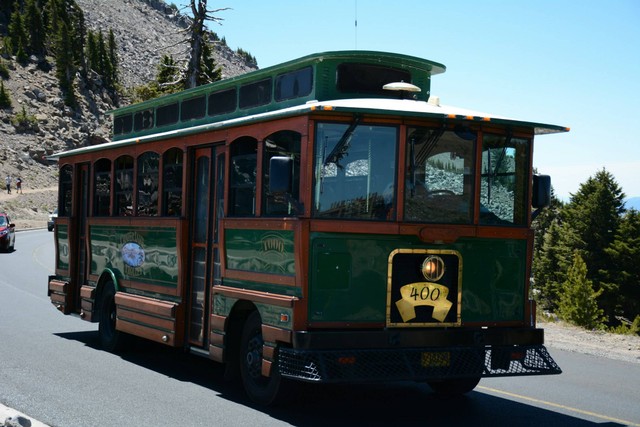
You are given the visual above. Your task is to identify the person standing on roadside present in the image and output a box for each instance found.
[16,177,22,194]
[5,175,11,194]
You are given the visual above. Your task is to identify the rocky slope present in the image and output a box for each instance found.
[0,0,256,227]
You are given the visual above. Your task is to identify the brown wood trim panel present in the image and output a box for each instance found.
[114,292,183,347]
[115,292,177,318]
[223,269,296,287]
[48,279,72,314]
[210,314,227,332]
[262,325,292,344]
[117,320,176,346]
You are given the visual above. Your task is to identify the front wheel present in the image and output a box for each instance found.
[239,311,282,405]
[98,281,124,352]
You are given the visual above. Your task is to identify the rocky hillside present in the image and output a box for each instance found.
[0,0,256,228]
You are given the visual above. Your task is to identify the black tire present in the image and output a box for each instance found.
[428,377,481,396]
[239,311,282,405]
[98,281,123,352]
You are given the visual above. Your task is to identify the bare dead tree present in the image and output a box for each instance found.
[185,0,229,89]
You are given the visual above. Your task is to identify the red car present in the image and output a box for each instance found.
[0,213,15,252]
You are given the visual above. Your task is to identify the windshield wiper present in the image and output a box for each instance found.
[323,116,361,168]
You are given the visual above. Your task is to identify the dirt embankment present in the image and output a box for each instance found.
[0,185,57,229]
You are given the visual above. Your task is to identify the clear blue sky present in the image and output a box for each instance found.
[175,0,640,201]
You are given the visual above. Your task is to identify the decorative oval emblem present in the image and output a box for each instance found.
[121,241,145,268]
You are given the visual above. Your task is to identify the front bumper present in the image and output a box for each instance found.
[277,328,561,383]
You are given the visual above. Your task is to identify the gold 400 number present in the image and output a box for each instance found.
[410,285,441,301]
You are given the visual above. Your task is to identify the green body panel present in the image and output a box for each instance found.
[56,224,70,271]
[309,232,527,324]
[212,294,293,331]
[89,225,179,288]
[225,228,295,276]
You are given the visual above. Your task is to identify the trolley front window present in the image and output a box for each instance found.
[313,122,398,220]
[404,127,475,224]
[480,135,530,225]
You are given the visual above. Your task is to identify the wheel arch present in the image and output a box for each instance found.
[95,269,120,314]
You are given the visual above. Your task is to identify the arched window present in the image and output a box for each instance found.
[137,152,159,216]
[229,137,257,216]
[163,148,183,216]
[114,155,134,216]
[94,159,111,216]
[262,130,301,216]
[59,164,73,217]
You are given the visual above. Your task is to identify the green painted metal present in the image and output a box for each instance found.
[56,224,70,271]
[309,232,527,324]
[225,228,295,276]
[106,51,444,142]
[89,225,179,288]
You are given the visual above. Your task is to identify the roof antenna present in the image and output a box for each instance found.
[355,0,358,49]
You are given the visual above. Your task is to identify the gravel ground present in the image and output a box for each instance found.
[540,320,640,364]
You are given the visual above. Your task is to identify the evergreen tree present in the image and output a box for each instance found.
[86,30,99,73]
[8,1,29,63]
[196,35,221,86]
[602,209,640,320]
[25,0,46,56]
[107,29,119,88]
[559,168,625,321]
[0,80,12,108]
[55,20,76,107]
[557,253,605,329]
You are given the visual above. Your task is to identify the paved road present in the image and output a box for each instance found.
[1,230,639,426]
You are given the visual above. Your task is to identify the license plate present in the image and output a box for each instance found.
[421,352,450,367]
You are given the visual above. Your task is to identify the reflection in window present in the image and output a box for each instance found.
[208,88,237,116]
[239,78,272,109]
[229,137,257,216]
[133,109,154,131]
[113,114,132,135]
[163,148,183,216]
[115,156,134,216]
[262,131,301,216]
[275,67,313,101]
[137,152,159,216]
[404,127,475,224]
[94,159,111,216]
[59,165,73,216]
[156,103,179,127]
[313,122,397,220]
[181,96,206,121]
[480,135,530,225]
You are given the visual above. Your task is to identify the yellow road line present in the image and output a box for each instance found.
[478,386,640,427]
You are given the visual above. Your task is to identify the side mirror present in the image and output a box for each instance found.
[269,156,293,194]
[532,175,551,209]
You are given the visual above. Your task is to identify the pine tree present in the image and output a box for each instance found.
[602,209,640,320]
[55,21,76,107]
[559,168,625,321]
[25,0,46,56]
[557,253,605,329]
[9,1,29,63]
[196,35,221,86]
[107,29,119,89]
[0,80,12,109]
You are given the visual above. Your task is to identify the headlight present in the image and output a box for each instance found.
[421,255,445,281]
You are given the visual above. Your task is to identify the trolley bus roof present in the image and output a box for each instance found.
[53,97,568,159]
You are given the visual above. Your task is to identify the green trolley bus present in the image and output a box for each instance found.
[48,50,565,404]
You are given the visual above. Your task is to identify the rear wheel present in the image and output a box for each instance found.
[98,281,123,352]
[239,311,282,405]
[428,377,481,396]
